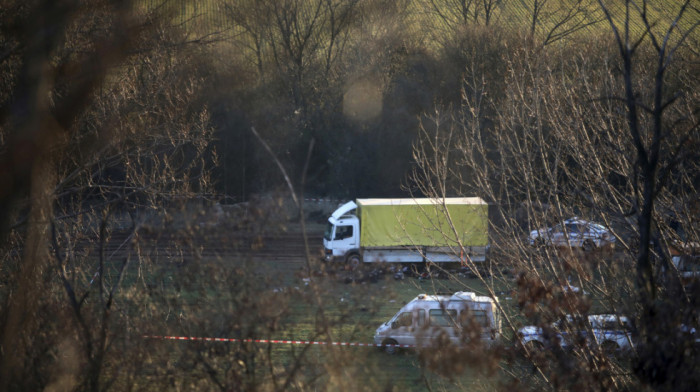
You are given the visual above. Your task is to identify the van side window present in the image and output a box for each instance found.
[429,309,457,327]
[416,309,426,327]
[395,312,413,327]
[459,309,489,328]
[335,225,353,240]
[471,310,489,328]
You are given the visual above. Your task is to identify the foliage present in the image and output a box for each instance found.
[409,1,699,390]
[0,0,698,391]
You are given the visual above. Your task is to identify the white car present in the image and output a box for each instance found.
[519,314,633,354]
[529,218,615,250]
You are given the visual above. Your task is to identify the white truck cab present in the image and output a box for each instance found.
[323,201,361,265]
[374,292,501,354]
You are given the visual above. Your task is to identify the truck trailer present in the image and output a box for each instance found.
[323,198,488,268]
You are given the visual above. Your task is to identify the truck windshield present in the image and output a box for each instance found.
[324,223,334,241]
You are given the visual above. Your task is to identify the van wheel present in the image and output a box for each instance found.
[347,254,362,270]
[382,339,399,355]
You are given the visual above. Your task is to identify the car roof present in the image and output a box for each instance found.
[412,292,493,302]
[563,218,608,229]
[556,314,628,326]
[564,217,589,224]
[588,314,629,324]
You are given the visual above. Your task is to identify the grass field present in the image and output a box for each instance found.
[125,221,520,390]
[96,211,632,390]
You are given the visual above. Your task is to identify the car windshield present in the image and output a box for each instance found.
[324,222,334,241]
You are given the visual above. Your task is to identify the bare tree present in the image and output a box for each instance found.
[525,0,603,46]
[219,0,365,194]
[0,1,220,389]
[222,0,358,106]
[425,0,502,28]
[597,0,700,386]
[410,1,698,389]
[0,1,137,388]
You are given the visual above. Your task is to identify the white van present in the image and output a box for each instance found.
[374,292,501,354]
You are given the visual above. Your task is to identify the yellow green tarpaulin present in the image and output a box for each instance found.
[356,198,488,247]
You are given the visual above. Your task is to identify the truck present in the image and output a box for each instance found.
[374,291,501,354]
[323,198,489,268]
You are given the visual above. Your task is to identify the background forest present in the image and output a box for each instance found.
[0,0,698,391]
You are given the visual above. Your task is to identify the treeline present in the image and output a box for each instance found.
[2,0,690,203]
[146,0,696,201]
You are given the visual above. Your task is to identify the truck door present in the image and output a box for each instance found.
[333,224,357,250]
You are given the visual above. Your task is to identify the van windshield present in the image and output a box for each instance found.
[324,222,334,241]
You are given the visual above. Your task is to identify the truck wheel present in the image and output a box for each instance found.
[347,254,362,270]
[382,339,399,355]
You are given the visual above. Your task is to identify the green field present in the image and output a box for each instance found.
[134,241,520,390]
[90,216,633,390]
